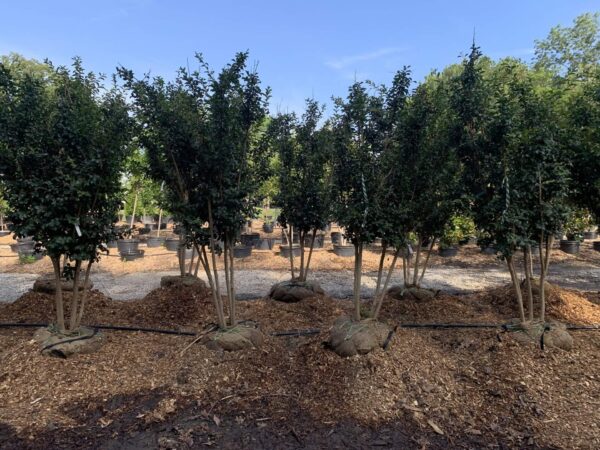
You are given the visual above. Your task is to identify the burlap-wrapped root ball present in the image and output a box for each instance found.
[508,319,573,351]
[328,316,390,357]
[206,325,264,352]
[269,280,325,303]
[387,285,437,302]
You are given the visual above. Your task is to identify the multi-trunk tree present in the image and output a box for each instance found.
[0,59,131,334]
[269,99,330,282]
[119,63,209,277]
[121,52,269,330]
[376,72,461,313]
[330,81,393,321]
[457,50,570,324]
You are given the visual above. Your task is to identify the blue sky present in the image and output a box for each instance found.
[1,1,598,113]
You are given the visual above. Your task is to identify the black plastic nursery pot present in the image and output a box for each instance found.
[280,244,302,258]
[560,240,580,255]
[106,241,118,249]
[332,244,354,257]
[233,245,252,258]
[262,223,274,233]
[481,246,496,255]
[177,247,196,259]
[117,239,140,254]
[11,238,35,255]
[439,247,458,257]
[0,230,10,237]
[593,241,600,252]
[120,249,145,261]
[146,236,166,248]
[330,231,342,246]
[583,231,597,240]
[256,238,271,251]
[281,230,299,245]
[165,238,180,252]
[240,232,261,247]
[303,234,325,249]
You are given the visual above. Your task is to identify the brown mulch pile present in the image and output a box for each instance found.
[478,283,600,325]
[1,284,599,449]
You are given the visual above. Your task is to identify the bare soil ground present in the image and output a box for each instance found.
[1,282,599,449]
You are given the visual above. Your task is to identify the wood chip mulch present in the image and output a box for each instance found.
[0,283,599,449]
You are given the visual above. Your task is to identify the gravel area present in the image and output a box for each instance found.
[1,263,599,302]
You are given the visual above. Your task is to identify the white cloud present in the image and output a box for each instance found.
[325,47,407,70]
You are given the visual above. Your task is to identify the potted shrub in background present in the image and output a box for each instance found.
[0,190,9,237]
[560,209,589,254]
[438,216,468,257]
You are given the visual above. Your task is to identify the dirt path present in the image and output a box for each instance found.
[1,262,598,302]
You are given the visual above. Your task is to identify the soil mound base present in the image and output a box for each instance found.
[388,285,437,302]
[32,274,93,294]
[268,280,325,303]
[34,326,104,357]
[328,316,390,357]
[160,274,207,290]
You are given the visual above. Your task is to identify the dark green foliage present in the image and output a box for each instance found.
[472,59,569,257]
[203,52,270,243]
[384,74,462,249]
[330,81,388,246]
[0,58,131,261]
[562,67,600,222]
[121,52,269,328]
[274,99,329,234]
[0,58,132,332]
[268,99,330,281]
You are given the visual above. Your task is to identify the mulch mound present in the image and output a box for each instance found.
[1,283,600,448]
[159,274,207,290]
[0,284,212,330]
[480,282,600,325]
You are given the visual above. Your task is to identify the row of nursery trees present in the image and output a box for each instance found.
[0,13,599,335]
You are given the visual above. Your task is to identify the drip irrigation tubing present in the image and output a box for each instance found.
[0,322,598,335]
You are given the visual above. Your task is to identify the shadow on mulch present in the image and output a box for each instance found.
[0,388,456,450]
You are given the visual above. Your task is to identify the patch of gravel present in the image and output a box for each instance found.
[1,263,598,303]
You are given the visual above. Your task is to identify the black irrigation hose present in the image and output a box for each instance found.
[1,322,599,336]
[271,328,321,337]
[93,324,196,336]
[399,323,499,329]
